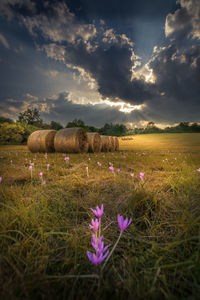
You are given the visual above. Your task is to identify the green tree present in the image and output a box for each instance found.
[178,122,190,131]
[87,125,98,132]
[50,121,63,130]
[66,119,86,128]
[190,122,200,132]
[17,108,43,126]
[99,123,127,136]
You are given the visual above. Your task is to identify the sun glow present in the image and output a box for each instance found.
[103,100,145,113]
[131,63,156,84]
[89,98,145,113]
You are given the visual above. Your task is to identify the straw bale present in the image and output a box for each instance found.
[100,135,110,152]
[87,132,102,152]
[27,130,57,153]
[54,127,89,153]
[114,136,119,151]
[108,136,115,151]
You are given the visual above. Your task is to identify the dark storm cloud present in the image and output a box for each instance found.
[0,0,156,104]
[47,40,155,104]
[165,0,200,41]
[0,0,165,106]
[0,0,200,126]
[147,0,200,118]
[150,44,200,103]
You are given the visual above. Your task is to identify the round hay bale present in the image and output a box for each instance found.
[114,136,119,151]
[27,130,57,153]
[87,132,102,152]
[108,136,115,152]
[100,135,110,152]
[54,128,89,153]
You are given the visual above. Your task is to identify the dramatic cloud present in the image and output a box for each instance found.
[0,0,36,19]
[148,0,200,109]
[165,0,200,40]
[0,92,145,126]
[0,0,155,104]
[0,0,199,126]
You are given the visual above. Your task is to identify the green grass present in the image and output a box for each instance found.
[1,133,200,299]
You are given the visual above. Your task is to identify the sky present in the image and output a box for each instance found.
[0,0,199,128]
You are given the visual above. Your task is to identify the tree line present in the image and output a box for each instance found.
[1,109,200,144]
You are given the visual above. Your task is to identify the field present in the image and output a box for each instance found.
[1,133,200,299]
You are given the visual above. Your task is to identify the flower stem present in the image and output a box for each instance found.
[99,218,101,238]
[101,231,122,272]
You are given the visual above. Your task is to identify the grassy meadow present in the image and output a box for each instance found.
[1,133,200,299]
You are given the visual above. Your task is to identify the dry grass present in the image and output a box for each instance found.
[1,133,200,299]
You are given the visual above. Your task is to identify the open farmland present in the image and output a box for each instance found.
[1,133,200,299]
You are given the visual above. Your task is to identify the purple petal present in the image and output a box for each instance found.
[96,206,100,215]
[127,218,132,227]
[91,208,97,216]
[123,217,128,229]
[87,251,93,263]
[118,214,123,230]
[99,250,109,264]
[102,245,109,253]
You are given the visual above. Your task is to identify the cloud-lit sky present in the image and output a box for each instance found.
[0,0,199,128]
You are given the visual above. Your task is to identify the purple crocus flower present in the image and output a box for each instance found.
[197,168,200,172]
[117,214,132,232]
[86,166,89,177]
[64,157,69,161]
[109,166,114,172]
[89,218,100,232]
[116,168,120,172]
[130,173,134,178]
[39,172,43,178]
[91,234,109,255]
[97,162,102,166]
[140,172,145,180]
[91,234,103,250]
[0,176,2,183]
[41,181,46,186]
[87,250,109,266]
[91,204,104,218]
[29,165,33,170]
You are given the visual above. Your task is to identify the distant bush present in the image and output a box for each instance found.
[0,123,25,144]
[0,122,41,145]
